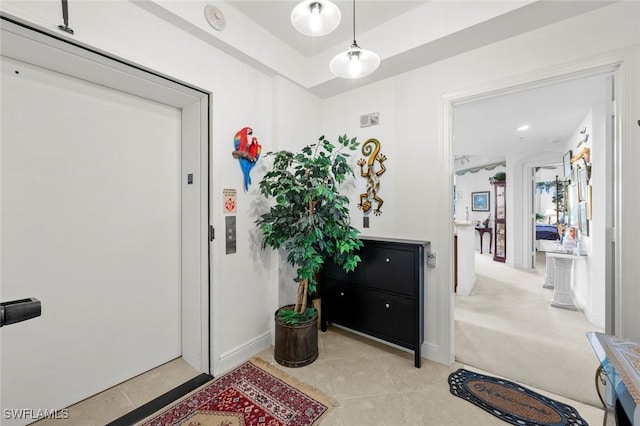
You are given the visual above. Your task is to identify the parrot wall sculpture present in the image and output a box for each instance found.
[232,127,262,191]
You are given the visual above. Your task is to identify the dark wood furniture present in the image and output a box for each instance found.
[321,237,426,367]
[492,181,506,262]
[454,235,458,293]
[474,227,493,254]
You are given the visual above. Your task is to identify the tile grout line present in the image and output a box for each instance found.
[118,385,136,409]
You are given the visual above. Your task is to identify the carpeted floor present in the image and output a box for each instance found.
[455,251,603,407]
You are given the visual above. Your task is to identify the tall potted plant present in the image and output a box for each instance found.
[256,134,363,367]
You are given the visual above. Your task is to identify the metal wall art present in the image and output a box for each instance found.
[232,127,261,191]
[357,138,386,216]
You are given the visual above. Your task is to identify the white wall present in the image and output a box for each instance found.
[1,0,284,374]
[3,0,639,370]
[590,104,607,328]
[269,75,323,308]
[322,1,640,361]
[455,165,506,251]
[560,107,606,327]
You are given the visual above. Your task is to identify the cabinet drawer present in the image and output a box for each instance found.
[365,246,415,296]
[323,281,365,328]
[323,252,364,285]
[365,291,414,345]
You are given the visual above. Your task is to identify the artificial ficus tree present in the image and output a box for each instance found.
[257,135,363,323]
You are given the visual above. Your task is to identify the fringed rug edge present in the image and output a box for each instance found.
[249,356,337,416]
[135,356,336,426]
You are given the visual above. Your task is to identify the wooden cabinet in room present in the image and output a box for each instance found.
[493,181,506,262]
[321,238,427,367]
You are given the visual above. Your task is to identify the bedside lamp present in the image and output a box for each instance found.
[544,208,556,224]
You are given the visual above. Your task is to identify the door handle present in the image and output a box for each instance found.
[0,298,41,327]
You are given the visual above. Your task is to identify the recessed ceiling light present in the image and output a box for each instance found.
[516,125,530,131]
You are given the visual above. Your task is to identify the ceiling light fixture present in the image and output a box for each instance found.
[291,1,341,37]
[330,0,379,79]
[516,124,530,131]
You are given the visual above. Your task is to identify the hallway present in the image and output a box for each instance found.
[455,251,604,407]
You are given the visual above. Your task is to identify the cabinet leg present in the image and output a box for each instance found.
[414,347,421,368]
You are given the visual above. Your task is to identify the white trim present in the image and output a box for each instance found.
[439,90,456,366]
[611,57,625,337]
[455,279,477,297]
[218,332,272,373]
[520,152,568,269]
[0,15,211,373]
[443,49,629,363]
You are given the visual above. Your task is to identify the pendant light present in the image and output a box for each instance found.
[291,1,341,37]
[330,0,379,79]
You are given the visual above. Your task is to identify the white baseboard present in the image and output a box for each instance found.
[573,294,605,329]
[217,332,272,374]
[584,309,605,329]
[456,276,477,296]
[423,340,453,365]
[332,324,453,366]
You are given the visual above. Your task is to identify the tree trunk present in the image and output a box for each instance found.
[295,279,308,314]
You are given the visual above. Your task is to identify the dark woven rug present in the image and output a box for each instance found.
[448,368,589,425]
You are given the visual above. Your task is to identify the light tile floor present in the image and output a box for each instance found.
[256,327,605,425]
[32,327,606,425]
[32,358,200,426]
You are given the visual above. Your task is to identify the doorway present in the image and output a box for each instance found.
[0,17,210,424]
[450,70,615,405]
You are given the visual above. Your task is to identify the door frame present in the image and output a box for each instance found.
[442,53,627,363]
[0,14,211,373]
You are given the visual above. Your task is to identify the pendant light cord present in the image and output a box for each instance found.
[352,0,357,45]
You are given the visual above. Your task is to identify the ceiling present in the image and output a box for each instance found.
[454,73,608,161]
[142,1,616,98]
[226,1,425,58]
[139,1,614,161]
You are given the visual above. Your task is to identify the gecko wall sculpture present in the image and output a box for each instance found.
[357,138,386,216]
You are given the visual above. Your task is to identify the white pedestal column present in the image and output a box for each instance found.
[547,253,578,310]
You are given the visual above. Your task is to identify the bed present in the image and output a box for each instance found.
[536,224,559,241]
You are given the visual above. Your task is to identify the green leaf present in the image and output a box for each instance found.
[256,134,362,292]
[278,307,317,324]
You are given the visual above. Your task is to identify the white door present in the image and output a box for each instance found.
[1,57,184,424]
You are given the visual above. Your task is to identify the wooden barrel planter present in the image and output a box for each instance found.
[274,305,318,368]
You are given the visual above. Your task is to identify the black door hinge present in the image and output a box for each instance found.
[209,225,215,242]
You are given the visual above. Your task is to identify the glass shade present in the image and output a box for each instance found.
[330,43,380,79]
[291,1,341,36]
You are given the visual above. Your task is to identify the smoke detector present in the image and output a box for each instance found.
[204,5,226,31]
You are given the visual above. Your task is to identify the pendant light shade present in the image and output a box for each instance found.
[330,42,380,79]
[291,1,341,37]
[330,0,379,79]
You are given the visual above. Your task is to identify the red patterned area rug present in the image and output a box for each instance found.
[139,357,335,426]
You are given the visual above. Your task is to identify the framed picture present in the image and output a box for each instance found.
[577,167,588,201]
[471,191,490,212]
[563,150,573,178]
[587,185,593,220]
[579,201,589,236]
[568,183,577,227]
